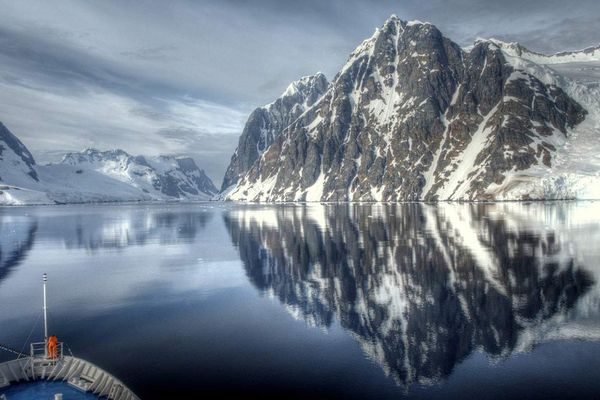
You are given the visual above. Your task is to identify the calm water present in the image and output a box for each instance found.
[1,202,600,399]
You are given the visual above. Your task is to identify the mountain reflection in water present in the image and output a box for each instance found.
[1,202,600,398]
[0,207,213,288]
[224,203,599,386]
[0,213,37,283]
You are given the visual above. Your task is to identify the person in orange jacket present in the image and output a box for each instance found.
[47,335,58,359]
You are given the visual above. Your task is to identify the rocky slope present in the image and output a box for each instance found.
[224,16,599,201]
[0,122,40,186]
[221,73,328,191]
[0,122,53,204]
[0,123,217,205]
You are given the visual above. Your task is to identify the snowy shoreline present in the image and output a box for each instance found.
[2,198,599,208]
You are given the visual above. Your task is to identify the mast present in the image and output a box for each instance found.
[43,273,48,342]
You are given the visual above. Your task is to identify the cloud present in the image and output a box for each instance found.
[0,72,245,182]
[120,46,180,62]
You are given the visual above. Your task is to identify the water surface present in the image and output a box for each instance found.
[1,202,599,399]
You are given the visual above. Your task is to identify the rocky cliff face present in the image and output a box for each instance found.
[225,16,590,201]
[221,73,329,191]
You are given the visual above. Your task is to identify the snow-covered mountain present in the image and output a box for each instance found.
[224,16,600,201]
[61,148,217,200]
[221,73,328,192]
[0,124,217,205]
[224,202,600,385]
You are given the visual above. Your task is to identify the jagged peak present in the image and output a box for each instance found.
[175,156,200,171]
[280,72,328,98]
[336,15,442,80]
[386,15,434,30]
[380,14,432,29]
[468,38,507,54]
[79,147,101,154]
[0,121,25,145]
[61,148,134,164]
[382,15,437,39]
[259,72,329,111]
[78,147,130,155]
[473,38,533,54]
[406,19,431,27]
[380,14,401,28]
[0,122,24,145]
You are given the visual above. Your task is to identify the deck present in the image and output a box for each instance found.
[0,353,139,400]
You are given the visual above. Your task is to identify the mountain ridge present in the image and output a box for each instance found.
[223,15,598,201]
[0,121,39,184]
[478,39,600,64]
[0,124,217,205]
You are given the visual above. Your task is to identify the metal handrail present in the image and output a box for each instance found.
[30,341,63,360]
[0,343,27,358]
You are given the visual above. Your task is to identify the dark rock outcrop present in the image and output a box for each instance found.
[221,73,329,191]
[0,122,38,182]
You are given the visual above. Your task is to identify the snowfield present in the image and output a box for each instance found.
[489,41,600,200]
[0,185,52,206]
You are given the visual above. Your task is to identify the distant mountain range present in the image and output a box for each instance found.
[222,15,600,201]
[0,122,216,205]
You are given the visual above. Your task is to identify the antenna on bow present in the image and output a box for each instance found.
[43,273,48,342]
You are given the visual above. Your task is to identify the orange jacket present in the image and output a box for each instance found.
[47,335,58,359]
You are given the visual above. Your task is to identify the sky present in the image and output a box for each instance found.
[1,0,599,183]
